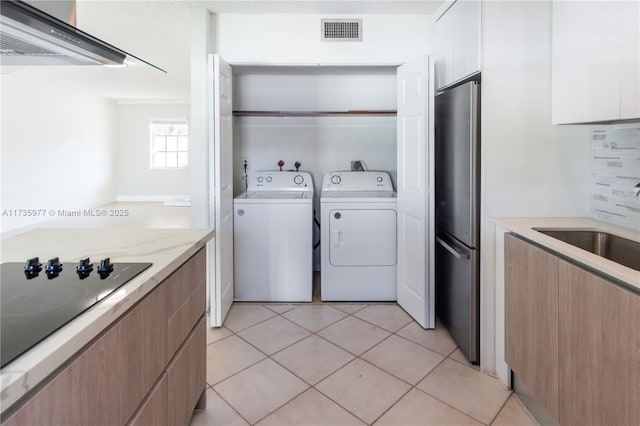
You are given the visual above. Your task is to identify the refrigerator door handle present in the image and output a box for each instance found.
[436,236,470,260]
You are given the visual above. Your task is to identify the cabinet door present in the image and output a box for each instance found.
[3,325,121,426]
[167,318,206,426]
[620,0,640,119]
[435,6,454,89]
[119,286,168,423]
[504,234,559,419]
[552,1,623,123]
[452,0,481,82]
[558,260,640,426]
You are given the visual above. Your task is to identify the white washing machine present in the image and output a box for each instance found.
[234,171,313,302]
[320,171,397,301]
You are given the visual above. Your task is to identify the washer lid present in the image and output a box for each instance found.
[235,191,313,203]
[238,191,312,200]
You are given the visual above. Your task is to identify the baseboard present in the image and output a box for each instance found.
[116,195,191,205]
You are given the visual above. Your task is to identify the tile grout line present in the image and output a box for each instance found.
[412,352,510,426]
[412,386,491,426]
[250,304,372,425]
[210,323,311,426]
[210,386,254,426]
[487,390,515,426]
[212,303,501,426]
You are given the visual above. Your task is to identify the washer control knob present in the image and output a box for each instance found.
[294,175,304,185]
[257,176,264,183]
[377,176,383,182]
[331,175,341,185]
[266,176,272,182]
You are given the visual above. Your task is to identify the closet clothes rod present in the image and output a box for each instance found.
[232,110,397,117]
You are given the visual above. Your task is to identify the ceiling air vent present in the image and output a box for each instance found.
[321,19,362,42]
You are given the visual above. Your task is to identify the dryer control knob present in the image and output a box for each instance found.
[266,176,272,182]
[331,175,341,185]
[377,176,383,182]
[294,175,304,185]
[257,176,264,183]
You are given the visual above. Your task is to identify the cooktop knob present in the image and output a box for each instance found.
[76,258,93,279]
[331,175,341,185]
[294,175,304,185]
[45,257,63,279]
[24,257,42,279]
[98,258,114,279]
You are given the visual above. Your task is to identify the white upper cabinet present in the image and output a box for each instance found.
[620,1,640,120]
[552,1,640,124]
[434,0,481,89]
[435,7,454,89]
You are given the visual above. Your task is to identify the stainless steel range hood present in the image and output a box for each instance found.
[0,0,165,72]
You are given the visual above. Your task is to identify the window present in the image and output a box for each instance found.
[150,119,188,169]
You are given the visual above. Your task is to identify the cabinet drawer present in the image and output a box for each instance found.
[128,374,168,426]
[166,249,206,357]
[167,318,206,426]
[118,287,168,423]
[3,324,121,426]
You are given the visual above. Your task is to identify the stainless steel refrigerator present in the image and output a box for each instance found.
[434,79,480,365]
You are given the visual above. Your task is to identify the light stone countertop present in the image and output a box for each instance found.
[0,227,214,414]
[492,217,639,293]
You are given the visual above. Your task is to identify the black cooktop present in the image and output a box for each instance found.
[0,259,152,368]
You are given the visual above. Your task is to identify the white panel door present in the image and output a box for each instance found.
[397,56,435,329]
[209,54,234,327]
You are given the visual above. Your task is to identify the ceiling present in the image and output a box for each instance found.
[192,0,445,14]
[1,1,445,102]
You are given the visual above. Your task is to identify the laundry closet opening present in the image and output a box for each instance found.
[231,65,399,284]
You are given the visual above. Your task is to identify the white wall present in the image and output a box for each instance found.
[216,14,432,65]
[115,103,190,200]
[232,68,398,192]
[190,12,432,227]
[480,1,592,381]
[0,75,117,234]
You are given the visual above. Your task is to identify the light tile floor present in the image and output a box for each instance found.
[192,303,539,426]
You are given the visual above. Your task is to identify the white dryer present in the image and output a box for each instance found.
[320,171,397,301]
[234,171,313,302]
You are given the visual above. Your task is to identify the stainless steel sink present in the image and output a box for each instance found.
[533,229,640,271]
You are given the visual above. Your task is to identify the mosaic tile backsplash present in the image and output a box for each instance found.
[591,123,640,230]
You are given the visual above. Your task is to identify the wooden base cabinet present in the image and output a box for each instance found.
[558,261,640,426]
[505,234,640,426]
[505,234,559,419]
[2,249,207,426]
